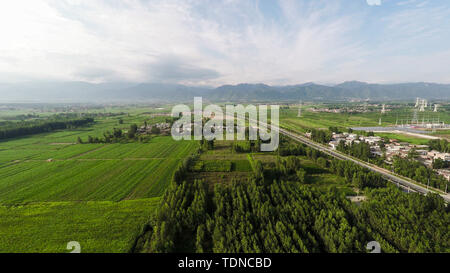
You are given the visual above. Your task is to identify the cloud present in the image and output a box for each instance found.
[0,0,449,85]
[366,0,382,6]
[144,56,220,83]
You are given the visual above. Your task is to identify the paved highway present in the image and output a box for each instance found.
[278,127,450,203]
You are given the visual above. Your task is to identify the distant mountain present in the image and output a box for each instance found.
[210,82,450,101]
[118,83,211,100]
[333,81,450,100]
[0,81,210,102]
[0,81,449,102]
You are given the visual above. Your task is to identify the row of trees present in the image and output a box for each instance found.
[329,158,386,189]
[0,117,93,140]
[336,140,373,162]
[309,128,332,144]
[78,127,128,144]
[78,121,164,144]
[392,156,448,191]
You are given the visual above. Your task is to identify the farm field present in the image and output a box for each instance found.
[280,107,382,130]
[0,197,160,253]
[187,140,355,195]
[0,158,181,203]
[78,139,197,159]
[431,129,450,140]
[373,133,430,145]
[0,109,199,252]
[280,105,450,132]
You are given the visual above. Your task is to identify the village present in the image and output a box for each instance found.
[137,122,171,135]
[328,132,450,181]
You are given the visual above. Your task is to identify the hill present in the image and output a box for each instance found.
[0,81,449,102]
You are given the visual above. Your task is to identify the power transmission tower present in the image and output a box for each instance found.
[419,99,425,112]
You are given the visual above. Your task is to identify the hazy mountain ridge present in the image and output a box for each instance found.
[0,81,449,102]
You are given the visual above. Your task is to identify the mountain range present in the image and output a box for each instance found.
[0,81,449,102]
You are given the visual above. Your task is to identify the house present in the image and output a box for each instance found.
[436,169,450,181]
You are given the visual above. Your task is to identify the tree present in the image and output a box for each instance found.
[128,124,138,139]
[408,148,418,159]
[296,168,307,183]
[151,126,161,134]
[317,157,327,168]
[432,158,449,169]
[76,136,83,144]
[113,128,122,138]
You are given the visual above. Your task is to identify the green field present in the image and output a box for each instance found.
[280,105,450,132]
[374,133,430,145]
[0,158,182,203]
[78,140,197,159]
[0,109,199,253]
[0,198,160,253]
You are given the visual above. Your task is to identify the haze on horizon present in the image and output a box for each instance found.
[1,0,450,87]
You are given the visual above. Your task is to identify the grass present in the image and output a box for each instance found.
[0,198,160,253]
[232,160,253,172]
[0,158,181,203]
[78,138,197,159]
[374,133,430,145]
[280,106,450,131]
[0,107,199,253]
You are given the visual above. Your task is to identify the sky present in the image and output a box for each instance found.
[0,0,450,86]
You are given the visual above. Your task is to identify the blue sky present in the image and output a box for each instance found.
[0,0,449,85]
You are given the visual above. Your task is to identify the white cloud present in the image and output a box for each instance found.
[366,0,382,6]
[0,0,366,85]
[0,0,448,85]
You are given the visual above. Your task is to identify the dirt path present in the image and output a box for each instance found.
[68,144,108,159]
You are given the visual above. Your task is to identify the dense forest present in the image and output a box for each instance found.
[133,140,449,253]
[134,177,448,253]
